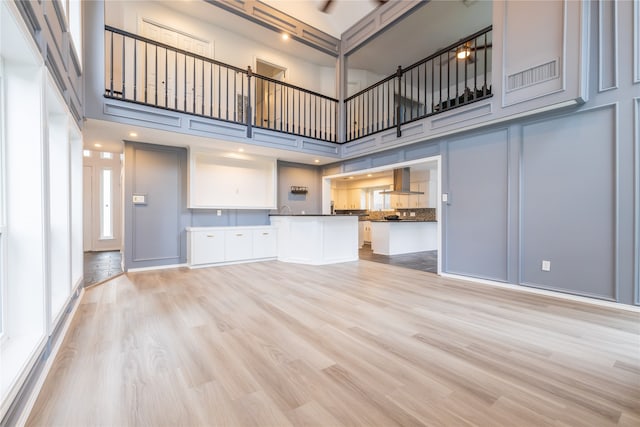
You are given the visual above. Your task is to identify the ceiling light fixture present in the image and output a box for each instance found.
[457,46,471,60]
[367,174,372,177]
[281,33,289,41]
[129,132,138,137]
[314,159,320,163]
[238,148,245,152]
[94,143,102,148]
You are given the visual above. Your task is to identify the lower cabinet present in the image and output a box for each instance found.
[189,230,225,265]
[187,226,277,267]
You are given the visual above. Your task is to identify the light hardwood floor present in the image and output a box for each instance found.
[27,260,640,426]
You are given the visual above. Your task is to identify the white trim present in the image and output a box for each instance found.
[440,273,640,313]
[598,0,619,92]
[188,257,277,269]
[14,288,85,427]
[126,263,187,273]
[635,0,640,83]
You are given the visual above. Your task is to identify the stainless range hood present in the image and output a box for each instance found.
[380,168,424,195]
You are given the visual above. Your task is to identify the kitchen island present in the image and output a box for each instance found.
[269,214,359,265]
[370,220,437,255]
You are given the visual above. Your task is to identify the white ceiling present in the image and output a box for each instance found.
[82,119,341,164]
[347,0,493,76]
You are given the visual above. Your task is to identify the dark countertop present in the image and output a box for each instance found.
[369,219,437,223]
[269,214,358,217]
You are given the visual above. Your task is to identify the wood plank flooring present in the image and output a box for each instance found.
[26,260,640,426]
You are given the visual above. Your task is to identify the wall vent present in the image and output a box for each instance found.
[506,60,558,92]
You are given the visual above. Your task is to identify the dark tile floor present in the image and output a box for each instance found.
[358,243,438,273]
[83,250,123,287]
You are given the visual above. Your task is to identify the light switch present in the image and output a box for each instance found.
[442,193,448,202]
[541,260,551,271]
[132,194,146,204]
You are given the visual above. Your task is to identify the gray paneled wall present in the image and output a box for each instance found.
[124,143,190,270]
[277,161,323,214]
[445,129,509,282]
[520,106,616,300]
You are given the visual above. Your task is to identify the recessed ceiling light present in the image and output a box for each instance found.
[367,174,372,177]
[314,159,320,163]
[349,176,354,179]
[238,148,245,152]
[94,143,102,148]
[282,33,289,41]
[129,132,138,137]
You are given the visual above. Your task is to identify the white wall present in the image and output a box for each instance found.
[105,1,337,97]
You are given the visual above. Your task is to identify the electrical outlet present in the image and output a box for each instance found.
[541,260,551,271]
[216,210,222,216]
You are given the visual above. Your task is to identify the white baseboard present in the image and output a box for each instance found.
[440,273,640,312]
[126,263,187,273]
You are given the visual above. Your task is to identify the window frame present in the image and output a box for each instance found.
[0,59,7,341]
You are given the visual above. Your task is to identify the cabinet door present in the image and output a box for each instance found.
[253,228,277,258]
[363,221,371,242]
[348,188,362,209]
[190,231,225,265]
[225,230,252,261]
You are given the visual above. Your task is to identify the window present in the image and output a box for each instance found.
[100,168,113,239]
[100,151,113,160]
[83,149,91,157]
[0,61,5,339]
[369,187,392,211]
[68,0,82,66]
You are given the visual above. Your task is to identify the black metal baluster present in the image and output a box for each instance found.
[246,66,252,137]
[209,63,213,117]
[133,40,137,101]
[109,31,114,96]
[155,45,158,106]
[201,60,205,115]
[483,32,488,96]
[121,34,125,98]
[455,46,459,106]
[474,37,478,95]
[217,64,221,118]
[431,58,435,113]
[144,43,148,103]
[396,66,402,137]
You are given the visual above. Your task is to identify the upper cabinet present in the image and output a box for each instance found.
[189,150,277,209]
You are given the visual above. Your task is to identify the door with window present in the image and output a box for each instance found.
[83,150,122,251]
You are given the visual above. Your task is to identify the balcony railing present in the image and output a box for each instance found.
[345,26,492,142]
[104,26,338,143]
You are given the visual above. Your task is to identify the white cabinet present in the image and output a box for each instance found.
[225,230,252,261]
[359,220,372,247]
[253,228,277,258]
[409,182,428,208]
[347,188,362,209]
[363,221,372,242]
[187,226,276,267]
[189,230,225,265]
[189,151,277,209]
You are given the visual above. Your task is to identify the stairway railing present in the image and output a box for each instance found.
[345,26,493,142]
[104,26,339,143]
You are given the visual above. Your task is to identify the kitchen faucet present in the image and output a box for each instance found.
[280,205,292,214]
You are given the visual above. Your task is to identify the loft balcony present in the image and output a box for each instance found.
[104,25,493,146]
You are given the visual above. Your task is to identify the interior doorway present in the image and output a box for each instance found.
[255,59,286,129]
[322,156,442,275]
[82,150,122,253]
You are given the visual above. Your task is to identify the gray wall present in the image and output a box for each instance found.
[123,142,191,270]
[277,161,323,214]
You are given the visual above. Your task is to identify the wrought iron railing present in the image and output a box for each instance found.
[104,26,338,143]
[345,26,492,142]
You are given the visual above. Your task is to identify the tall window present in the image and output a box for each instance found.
[100,168,113,239]
[0,63,5,339]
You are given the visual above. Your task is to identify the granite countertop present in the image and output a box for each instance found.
[269,214,358,217]
[369,219,437,222]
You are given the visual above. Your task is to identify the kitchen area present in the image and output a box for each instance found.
[326,159,440,273]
